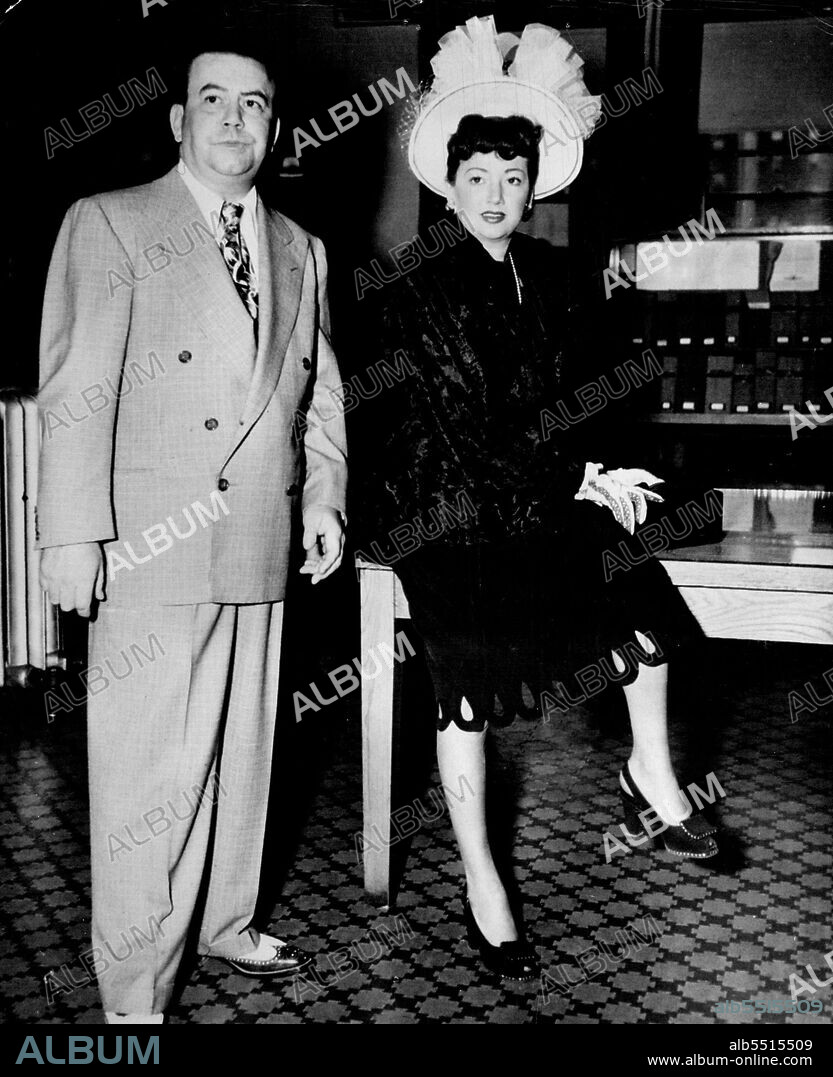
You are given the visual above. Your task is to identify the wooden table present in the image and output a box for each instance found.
[358,517,833,907]
[661,532,833,645]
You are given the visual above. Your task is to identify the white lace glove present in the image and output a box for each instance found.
[574,462,665,535]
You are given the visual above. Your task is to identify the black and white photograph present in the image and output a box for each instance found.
[0,0,831,1059]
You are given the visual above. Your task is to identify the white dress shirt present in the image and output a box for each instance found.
[177,159,259,278]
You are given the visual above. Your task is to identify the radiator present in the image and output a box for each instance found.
[0,392,64,687]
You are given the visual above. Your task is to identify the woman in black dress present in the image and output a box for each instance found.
[359,17,719,981]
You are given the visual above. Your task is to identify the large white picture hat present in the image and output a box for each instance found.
[409,15,602,199]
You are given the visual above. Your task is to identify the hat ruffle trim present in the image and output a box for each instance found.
[427,15,602,138]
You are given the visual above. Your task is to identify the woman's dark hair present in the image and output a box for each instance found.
[446,114,542,190]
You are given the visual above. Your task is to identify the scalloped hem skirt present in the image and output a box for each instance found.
[392,500,704,732]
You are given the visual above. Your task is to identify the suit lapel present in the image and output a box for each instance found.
[221,204,305,466]
[144,171,305,467]
[153,169,255,376]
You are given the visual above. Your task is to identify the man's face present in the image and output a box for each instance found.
[170,52,276,195]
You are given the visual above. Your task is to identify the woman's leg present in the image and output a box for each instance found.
[619,632,690,824]
[436,708,518,945]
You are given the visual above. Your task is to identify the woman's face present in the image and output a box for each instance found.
[447,152,531,254]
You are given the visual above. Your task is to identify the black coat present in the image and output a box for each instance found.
[354,226,589,554]
[348,225,703,729]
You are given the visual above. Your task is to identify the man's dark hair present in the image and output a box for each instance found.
[446,114,542,190]
[172,33,279,106]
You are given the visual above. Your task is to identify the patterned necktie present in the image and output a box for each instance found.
[219,201,258,321]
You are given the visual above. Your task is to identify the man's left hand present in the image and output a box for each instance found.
[300,506,345,584]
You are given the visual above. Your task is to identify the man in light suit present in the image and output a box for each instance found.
[37,37,347,1023]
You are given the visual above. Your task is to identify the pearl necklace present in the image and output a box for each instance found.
[508,252,522,306]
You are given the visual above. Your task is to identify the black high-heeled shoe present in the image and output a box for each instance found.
[619,761,720,860]
[462,889,539,981]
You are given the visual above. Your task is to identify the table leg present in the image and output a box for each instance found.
[359,567,395,908]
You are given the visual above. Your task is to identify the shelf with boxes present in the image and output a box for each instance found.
[624,287,833,423]
[609,123,833,423]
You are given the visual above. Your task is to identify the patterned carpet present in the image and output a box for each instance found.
[1,635,831,1026]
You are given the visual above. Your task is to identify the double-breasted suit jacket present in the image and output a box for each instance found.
[35,164,348,1015]
[37,165,347,602]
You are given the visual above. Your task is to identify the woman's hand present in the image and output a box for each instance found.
[574,463,664,535]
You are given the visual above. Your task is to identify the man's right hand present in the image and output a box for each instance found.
[40,542,105,618]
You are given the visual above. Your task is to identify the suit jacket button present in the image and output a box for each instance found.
[286,483,299,496]
[178,350,192,363]
[218,478,230,492]
[302,356,311,370]
[204,417,219,430]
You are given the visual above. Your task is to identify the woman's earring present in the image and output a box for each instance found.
[522,199,534,222]
[445,200,454,211]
